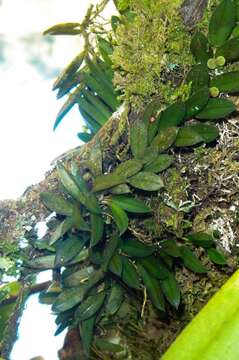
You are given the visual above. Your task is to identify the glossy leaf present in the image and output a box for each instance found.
[26,255,56,270]
[185,87,209,119]
[90,213,104,247]
[190,31,213,64]
[160,272,180,309]
[110,195,151,213]
[120,238,154,258]
[208,0,235,47]
[77,132,93,143]
[158,103,185,130]
[55,235,86,266]
[186,64,209,94]
[52,286,86,313]
[71,208,90,232]
[40,192,74,216]
[109,253,123,277]
[105,284,124,315]
[108,202,129,235]
[186,232,214,248]
[216,38,239,64]
[210,71,239,94]
[137,263,165,311]
[114,159,143,178]
[139,256,169,280]
[121,256,141,290]
[207,247,227,265]
[130,120,148,159]
[93,173,125,192]
[80,315,96,357]
[161,239,181,258]
[179,246,207,273]
[144,154,173,173]
[190,124,219,143]
[75,291,106,321]
[62,267,94,288]
[102,235,120,271]
[150,127,178,153]
[196,98,236,120]
[128,172,164,191]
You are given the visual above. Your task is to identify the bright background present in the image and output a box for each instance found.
[0,0,114,359]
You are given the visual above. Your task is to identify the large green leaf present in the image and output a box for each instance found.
[121,256,141,290]
[137,264,165,311]
[208,0,235,47]
[210,71,239,93]
[162,269,239,360]
[128,172,164,191]
[102,235,120,271]
[90,213,104,247]
[150,127,178,153]
[26,255,56,270]
[120,238,154,258]
[175,126,203,147]
[186,64,209,94]
[216,38,239,64]
[179,246,208,273]
[160,273,180,309]
[105,284,124,316]
[52,286,86,313]
[130,120,148,159]
[186,232,214,248]
[207,247,227,265]
[190,31,213,64]
[196,98,236,120]
[75,291,106,321]
[108,202,129,235]
[190,124,219,143]
[144,154,173,173]
[109,253,123,277]
[55,235,86,266]
[110,195,151,213]
[79,315,96,357]
[62,267,94,288]
[158,103,185,130]
[138,256,170,280]
[50,218,73,245]
[185,87,209,119]
[114,159,143,178]
[40,192,74,216]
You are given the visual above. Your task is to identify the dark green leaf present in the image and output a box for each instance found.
[102,235,120,271]
[121,256,141,290]
[95,339,124,353]
[75,291,106,321]
[77,132,93,143]
[160,272,180,309]
[79,315,96,357]
[114,159,143,178]
[161,239,181,258]
[216,38,239,64]
[207,247,227,265]
[186,232,214,248]
[39,291,58,305]
[137,264,165,311]
[175,126,204,147]
[90,213,104,247]
[150,127,178,153]
[196,98,236,120]
[62,267,94,288]
[185,87,209,119]
[52,286,86,313]
[186,64,209,94]
[25,255,56,270]
[55,235,86,266]
[130,120,148,159]
[144,155,173,173]
[189,124,219,143]
[71,208,90,232]
[179,246,207,273]
[110,195,151,213]
[210,71,239,94]
[105,284,124,315]
[138,256,169,280]
[190,31,213,64]
[40,192,74,216]
[208,0,235,46]
[109,253,123,277]
[158,103,185,131]
[120,238,154,258]
[50,217,74,245]
[128,172,164,191]
[108,202,129,235]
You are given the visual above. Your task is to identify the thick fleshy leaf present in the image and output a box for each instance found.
[50,218,73,245]
[75,291,106,321]
[90,213,104,247]
[114,159,143,178]
[39,291,59,305]
[158,103,185,131]
[55,235,86,266]
[108,202,129,235]
[62,267,94,288]
[102,235,120,271]
[189,124,219,143]
[120,238,154,258]
[196,98,236,120]
[137,263,165,311]
[71,208,90,232]
[40,192,74,216]
[79,315,96,357]
[207,247,227,265]
[57,164,101,214]
[25,255,56,270]
[128,172,164,191]
[52,286,86,313]
[144,155,173,173]
[130,120,148,159]
[190,31,213,64]
[105,284,124,315]
[186,64,209,94]
[110,184,131,194]
[93,173,125,192]
[174,126,203,147]
[139,256,169,280]
[208,0,235,47]
[121,256,141,290]
[160,272,180,309]
[186,232,214,248]
[216,38,239,64]
[210,71,239,94]
[109,253,123,277]
[179,246,207,273]
[161,239,181,258]
[110,195,151,213]
[185,87,209,119]
[150,127,178,153]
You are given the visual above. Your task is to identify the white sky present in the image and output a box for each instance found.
[0,0,115,200]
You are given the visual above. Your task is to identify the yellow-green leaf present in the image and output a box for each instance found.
[128,172,164,191]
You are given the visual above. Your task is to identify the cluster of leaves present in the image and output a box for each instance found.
[24,0,239,358]
[44,1,120,142]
